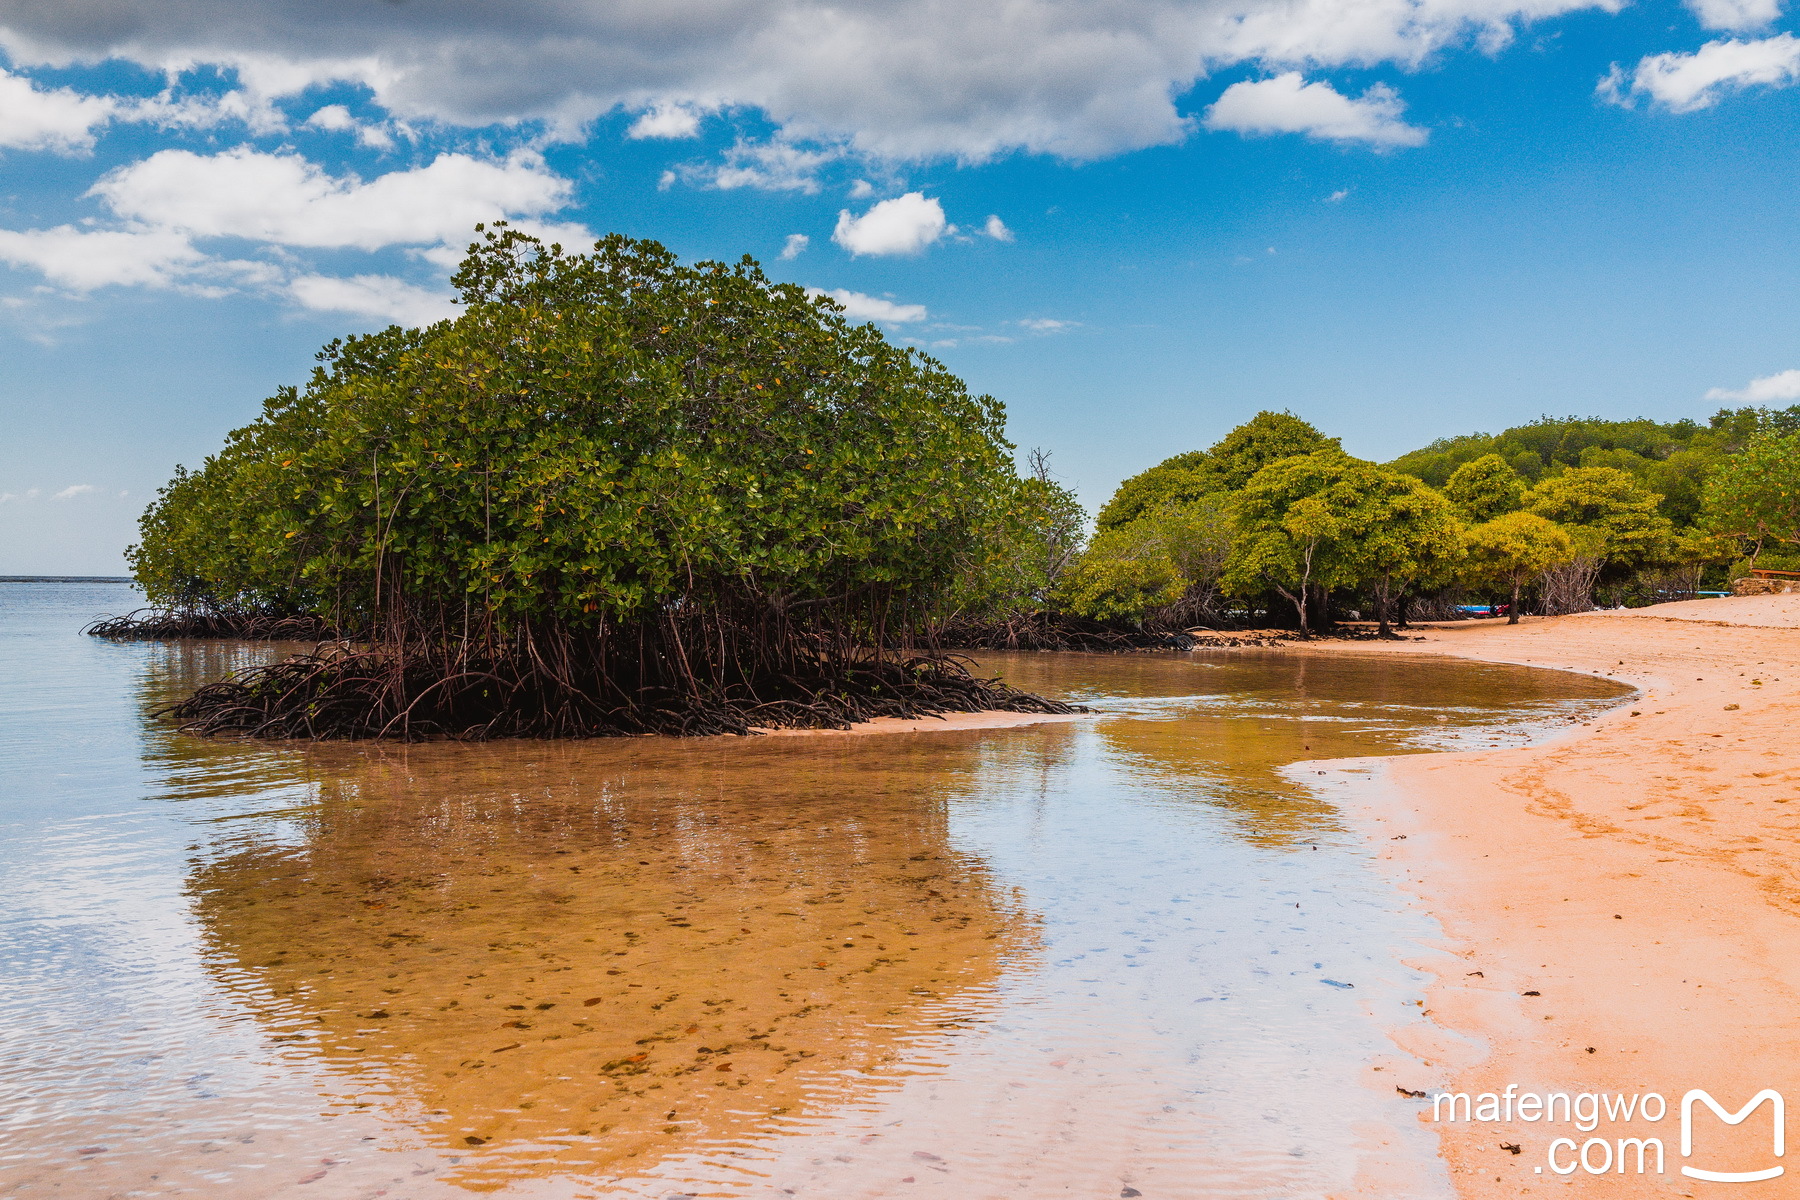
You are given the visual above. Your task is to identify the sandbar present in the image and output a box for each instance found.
[755,708,1090,736]
[1305,594,1800,1195]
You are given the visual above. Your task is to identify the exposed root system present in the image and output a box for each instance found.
[162,645,1084,741]
[85,608,338,641]
[930,613,1197,652]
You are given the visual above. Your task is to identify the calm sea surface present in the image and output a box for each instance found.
[0,581,1627,1198]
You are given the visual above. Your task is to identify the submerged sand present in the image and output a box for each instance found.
[1305,595,1800,1196]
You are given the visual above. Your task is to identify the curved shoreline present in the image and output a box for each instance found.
[1301,594,1800,1197]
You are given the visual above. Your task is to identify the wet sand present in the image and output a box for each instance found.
[755,709,1091,737]
[1306,595,1800,1195]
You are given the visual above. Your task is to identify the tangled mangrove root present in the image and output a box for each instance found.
[85,607,339,641]
[929,613,1197,652]
[162,646,1084,741]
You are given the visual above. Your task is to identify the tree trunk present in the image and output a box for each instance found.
[1293,543,1317,636]
[1508,576,1522,625]
[1273,584,1308,634]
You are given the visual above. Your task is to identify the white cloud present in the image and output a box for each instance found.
[982,214,1014,242]
[0,142,583,319]
[627,103,703,139]
[0,64,314,158]
[1326,187,1350,201]
[779,233,810,259]
[1203,73,1427,147]
[832,192,946,256]
[290,274,460,325]
[303,102,394,149]
[91,147,573,250]
[1687,0,1782,31]
[691,140,841,191]
[52,483,95,500]
[0,0,1618,164]
[0,225,204,289]
[306,104,355,131]
[848,179,876,199]
[1017,317,1077,332]
[0,67,115,153]
[120,85,287,135]
[806,287,928,322]
[1706,368,1800,402]
[1602,33,1800,111]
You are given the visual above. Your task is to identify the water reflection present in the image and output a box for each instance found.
[182,737,1050,1190]
[2,583,1632,1198]
[983,650,1625,846]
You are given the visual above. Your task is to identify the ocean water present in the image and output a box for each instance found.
[0,581,1627,1198]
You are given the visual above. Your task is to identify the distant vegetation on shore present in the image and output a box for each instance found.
[1024,407,1800,636]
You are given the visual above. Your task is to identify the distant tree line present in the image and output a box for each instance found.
[111,221,1800,738]
[962,408,1800,637]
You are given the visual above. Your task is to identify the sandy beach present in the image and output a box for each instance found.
[1310,594,1800,1195]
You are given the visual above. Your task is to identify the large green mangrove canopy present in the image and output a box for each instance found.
[130,226,1066,737]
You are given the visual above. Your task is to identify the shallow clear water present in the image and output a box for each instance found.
[0,582,1628,1198]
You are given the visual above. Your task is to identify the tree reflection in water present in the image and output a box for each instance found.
[171,721,1044,1189]
[984,649,1626,847]
[113,638,1621,1196]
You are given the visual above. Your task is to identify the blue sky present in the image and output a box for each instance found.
[3,0,1799,572]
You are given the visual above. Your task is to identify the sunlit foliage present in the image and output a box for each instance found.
[127,226,1071,735]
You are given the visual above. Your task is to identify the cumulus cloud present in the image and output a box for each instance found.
[303,102,394,149]
[51,483,95,499]
[1601,33,1800,111]
[627,103,703,139]
[982,214,1014,242]
[779,233,809,259]
[0,66,115,152]
[290,274,460,325]
[90,147,573,249]
[832,193,946,256]
[698,140,841,191]
[0,0,1618,164]
[0,143,585,319]
[1203,73,1426,146]
[0,225,205,289]
[121,85,287,135]
[806,287,927,322]
[306,103,355,131]
[1706,368,1800,402]
[1687,0,1782,31]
